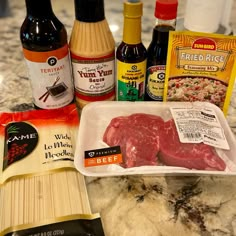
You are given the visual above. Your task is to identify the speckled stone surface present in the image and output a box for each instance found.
[1,1,236,235]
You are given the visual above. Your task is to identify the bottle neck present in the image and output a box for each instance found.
[74,0,105,23]
[25,0,54,17]
[123,17,142,45]
[151,18,176,43]
[155,18,176,29]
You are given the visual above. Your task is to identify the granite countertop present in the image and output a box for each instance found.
[1,0,236,235]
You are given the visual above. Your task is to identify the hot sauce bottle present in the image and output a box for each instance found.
[116,0,147,101]
[144,0,178,101]
[20,0,74,110]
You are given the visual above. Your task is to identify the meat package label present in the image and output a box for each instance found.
[170,106,229,150]
[84,146,122,167]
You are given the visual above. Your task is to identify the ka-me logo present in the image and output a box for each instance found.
[3,122,38,170]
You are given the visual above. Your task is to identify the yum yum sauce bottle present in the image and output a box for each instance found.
[69,0,116,109]
[20,0,74,109]
[116,0,147,101]
[144,0,178,101]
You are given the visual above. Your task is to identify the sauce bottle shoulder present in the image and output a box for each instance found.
[20,15,67,51]
[116,41,147,63]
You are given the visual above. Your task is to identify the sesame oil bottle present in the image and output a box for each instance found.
[116,0,147,101]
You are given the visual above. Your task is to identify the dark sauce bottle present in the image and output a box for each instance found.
[144,0,178,101]
[116,1,147,101]
[20,0,74,109]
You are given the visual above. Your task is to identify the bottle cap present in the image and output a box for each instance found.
[155,0,178,20]
[74,0,105,22]
[124,1,143,18]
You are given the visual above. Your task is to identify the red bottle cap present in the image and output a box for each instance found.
[155,0,178,20]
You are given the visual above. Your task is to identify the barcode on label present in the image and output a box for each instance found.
[183,132,201,139]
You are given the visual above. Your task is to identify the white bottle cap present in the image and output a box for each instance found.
[184,0,224,33]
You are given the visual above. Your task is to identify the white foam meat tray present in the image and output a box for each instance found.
[74,101,236,177]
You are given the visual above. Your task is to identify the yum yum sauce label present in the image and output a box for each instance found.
[164,31,236,114]
[71,52,116,102]
[23,45,74,109]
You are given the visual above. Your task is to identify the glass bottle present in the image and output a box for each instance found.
[144,0,178,101]
[69,0,116,110]
[116,0,147,101]
[20,0,74,110]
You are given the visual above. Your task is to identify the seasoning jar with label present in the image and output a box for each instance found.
[69,0,116,109]
[116,0,147,101]
[20,0,74,110]
[144,0,178,101]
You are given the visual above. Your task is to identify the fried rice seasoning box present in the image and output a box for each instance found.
[164,31,236,115]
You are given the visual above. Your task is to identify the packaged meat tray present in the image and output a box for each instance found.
[74,101,236,176]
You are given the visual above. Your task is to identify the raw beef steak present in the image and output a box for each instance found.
[103,113,226,171]
[159,119,226,171]
[103,113,164,168]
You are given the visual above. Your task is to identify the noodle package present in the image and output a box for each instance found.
[164,31,236,115]
[0,104,79,183]
[0,104,105,235]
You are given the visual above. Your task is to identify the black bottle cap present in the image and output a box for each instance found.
[25,0,54,17]
[74,0,105,22]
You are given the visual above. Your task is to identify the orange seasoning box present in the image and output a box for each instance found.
[164,31,236,115]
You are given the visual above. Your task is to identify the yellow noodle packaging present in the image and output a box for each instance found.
[0,104,104,235]
[164,31,236,115]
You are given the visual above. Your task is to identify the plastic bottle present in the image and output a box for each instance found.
[116,0,147,101]
[144,0,178,101]
[20,0,74,109]
[69,0,116,109]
